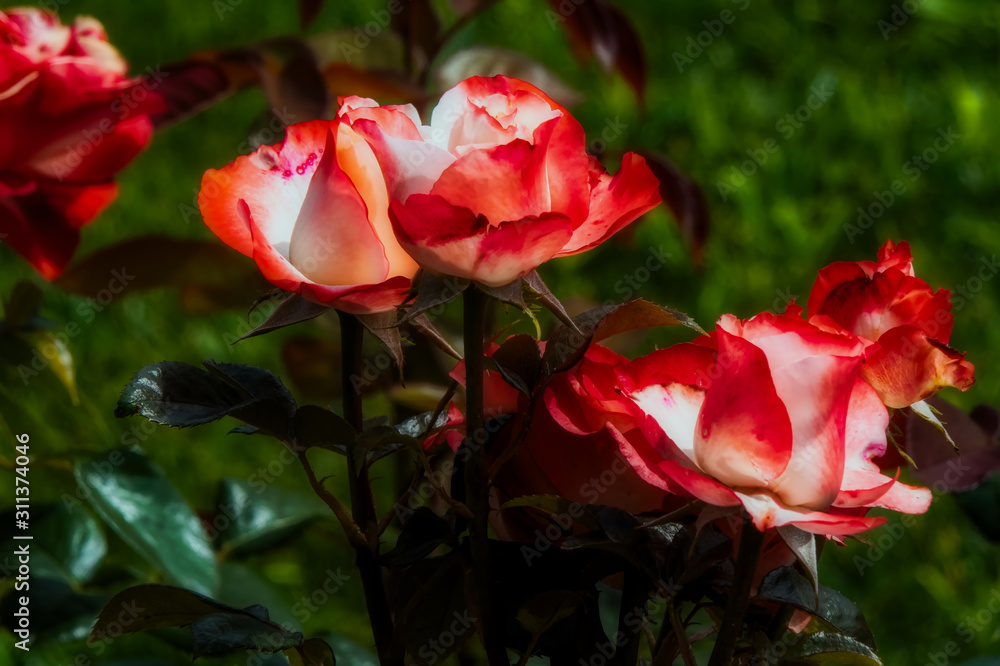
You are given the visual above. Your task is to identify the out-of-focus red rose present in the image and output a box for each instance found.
[0,8,160,278]
[808,239,975,408]
[617,312,932,536]
[337,76,661,287]
[198,120,419,314]
[431,341,673,519]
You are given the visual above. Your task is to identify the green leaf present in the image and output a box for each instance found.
[75,449,218,596]
[219,562,303,633]
[89,583,304,657]
[381,507,453,567]
[17,329,78,404]
[780,631,882,664]
[756,567,876,649]
[33,503,107,585]
[294,404,356,453]
[213,478,328,555]
[190,609,303,657]
[319,632,378,666]
[776,525,819,601]
[115,361,295,435]
[286,637,337,666]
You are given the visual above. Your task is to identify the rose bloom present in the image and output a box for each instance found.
[617,312,932,535]
[808,239,974,408]
[0,8,159,278]
[198,120,419,314]
[338,75,661,287]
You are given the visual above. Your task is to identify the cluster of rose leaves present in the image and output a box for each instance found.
[1,5,979,664]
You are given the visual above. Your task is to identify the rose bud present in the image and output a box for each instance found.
[808,239,975,408]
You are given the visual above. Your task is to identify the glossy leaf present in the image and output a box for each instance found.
[780,631,882,665]
[33,503,107,585]
[294,404,356,454]
[116,361,296,436]
[75,449,219,596]
[89,584,304,657]
[213,478,328,554]
[287,638,338,666]
[756,567,876,650]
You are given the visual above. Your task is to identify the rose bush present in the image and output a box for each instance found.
[808,239,975,408]
[338,75,662,287]
[0,7,159,278]
[198,119,419,314]
[616,311,932,535]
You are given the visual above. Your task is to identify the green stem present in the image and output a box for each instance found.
[338,311,397,666]
[462,286,508,665]
[708,518,766,666]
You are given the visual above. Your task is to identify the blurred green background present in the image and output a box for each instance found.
[1,0,998,663]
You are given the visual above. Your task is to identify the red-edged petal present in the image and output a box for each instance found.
[557,152,662,256]
[198,120,334,257]
[734,491,886,536]
[693,329,794,489]
[769,352,860,510]
[428,115,589,227]
[609,422,740,506]
[390,195,573,286]
[862,326,976,408]
[348,114,455,201]
[238,200,408,315]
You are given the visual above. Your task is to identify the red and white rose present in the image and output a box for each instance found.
[0,8,160,278]
[616,312,932,535]
[338,75,661,287]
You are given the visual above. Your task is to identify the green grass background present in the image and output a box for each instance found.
[1,0,999,663]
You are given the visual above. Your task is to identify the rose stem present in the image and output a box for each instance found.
[707,517,766,666]
[338,310,397,665]
[615,565,649,666]
[463,285,508,665]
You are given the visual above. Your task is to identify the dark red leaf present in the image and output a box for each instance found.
[638,152,710,265]
[905,397,1000,493]
[299,0,324,31]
